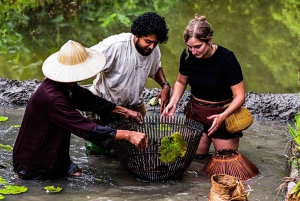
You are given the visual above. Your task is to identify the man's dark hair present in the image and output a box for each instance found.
[131,12,169,44]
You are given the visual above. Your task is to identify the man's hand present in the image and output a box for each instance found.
[115,130,149,150]
[157,86,170,113]
[128,131,149,150]
[112,105,143,124]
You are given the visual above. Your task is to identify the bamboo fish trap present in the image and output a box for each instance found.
[203,149,260,182]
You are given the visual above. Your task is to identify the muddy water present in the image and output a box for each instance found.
[0,106,290,201]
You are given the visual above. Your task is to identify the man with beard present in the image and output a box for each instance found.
[85,12,170,155]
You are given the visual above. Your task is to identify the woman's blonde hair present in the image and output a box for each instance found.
[183,14,214,60]
[183,14,214,43]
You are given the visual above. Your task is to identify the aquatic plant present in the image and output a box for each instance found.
[10,124,21,128]
[0,177,7,185]
[159,132,187,163]
[0,185,28,194]
[44,186,62,193]
[0,144,13,152]
[0,116,8,122]
[0,195,4,200]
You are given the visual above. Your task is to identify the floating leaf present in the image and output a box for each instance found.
[44,186,62,193]
[0,116,8,122]
[0,185,28,194]
[0,144,13,151]
[0,195,4,199]
[0,177,7,184]
[10,124,21,128]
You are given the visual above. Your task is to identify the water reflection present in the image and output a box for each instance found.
[0,0,299,93]
[0,106,290,200]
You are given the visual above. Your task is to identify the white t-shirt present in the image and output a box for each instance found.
[89,33,161,106]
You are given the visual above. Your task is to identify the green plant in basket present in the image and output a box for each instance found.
[158,132,187,163]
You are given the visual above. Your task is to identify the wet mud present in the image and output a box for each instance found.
[1,77,299,121]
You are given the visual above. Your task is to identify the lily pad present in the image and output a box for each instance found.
[0,144,13,151]
[44,186,62,193]
[10,124,21,128]
[0,116,8,122]
[0,177,7,184]
[0,185,28,194]
[0,195,5,200]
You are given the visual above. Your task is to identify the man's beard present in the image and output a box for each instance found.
[135,38,152,56]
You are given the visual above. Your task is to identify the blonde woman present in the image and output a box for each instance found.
[162,15,245,159]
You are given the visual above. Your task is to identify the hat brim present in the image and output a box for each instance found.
[42,48,106,83]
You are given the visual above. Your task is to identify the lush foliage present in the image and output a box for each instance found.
[287,113,300,174]
[0,0,299,92]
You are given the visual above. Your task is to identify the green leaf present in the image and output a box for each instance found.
[0,177,7,185]
[0,195,5,199]
[0,185,28,194]
[0,116,8,122]
[10,124,21,128]
[44,186,62,193]
[0,144,13,151]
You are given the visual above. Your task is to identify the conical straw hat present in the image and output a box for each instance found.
[42,40,106,83]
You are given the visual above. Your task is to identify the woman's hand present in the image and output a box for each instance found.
[207,113,226,136]
[161,101,176,116]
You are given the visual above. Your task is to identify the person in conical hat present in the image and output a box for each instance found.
[12,40,148,180]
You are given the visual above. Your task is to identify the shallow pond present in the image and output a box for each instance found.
[0,106,291,200]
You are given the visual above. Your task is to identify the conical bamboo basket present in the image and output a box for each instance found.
[203,149,260,182]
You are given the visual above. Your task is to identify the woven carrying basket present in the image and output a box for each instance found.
[203,149,260,182]
[223,104,253,134]
[209,174,248,201]
[209,174,238,201]
[286,193,300,201]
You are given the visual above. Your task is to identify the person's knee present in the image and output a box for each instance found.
[196,133,211,154]
[212,137,239,151]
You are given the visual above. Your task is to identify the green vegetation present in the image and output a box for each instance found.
[0,116,8,122]
[44,186,63,193]
[287,113,300,173]
[0,185,28,194]
[149,97,161,106]
[0,144,13,152]
[158,132,187,163]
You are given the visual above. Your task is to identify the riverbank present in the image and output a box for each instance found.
[0,77,299,121]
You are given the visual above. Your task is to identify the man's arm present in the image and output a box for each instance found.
[154,68,171,113]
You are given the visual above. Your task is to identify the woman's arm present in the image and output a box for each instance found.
[162,73,188,116]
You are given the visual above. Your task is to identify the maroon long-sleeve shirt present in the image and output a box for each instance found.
[13,78,117,179]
